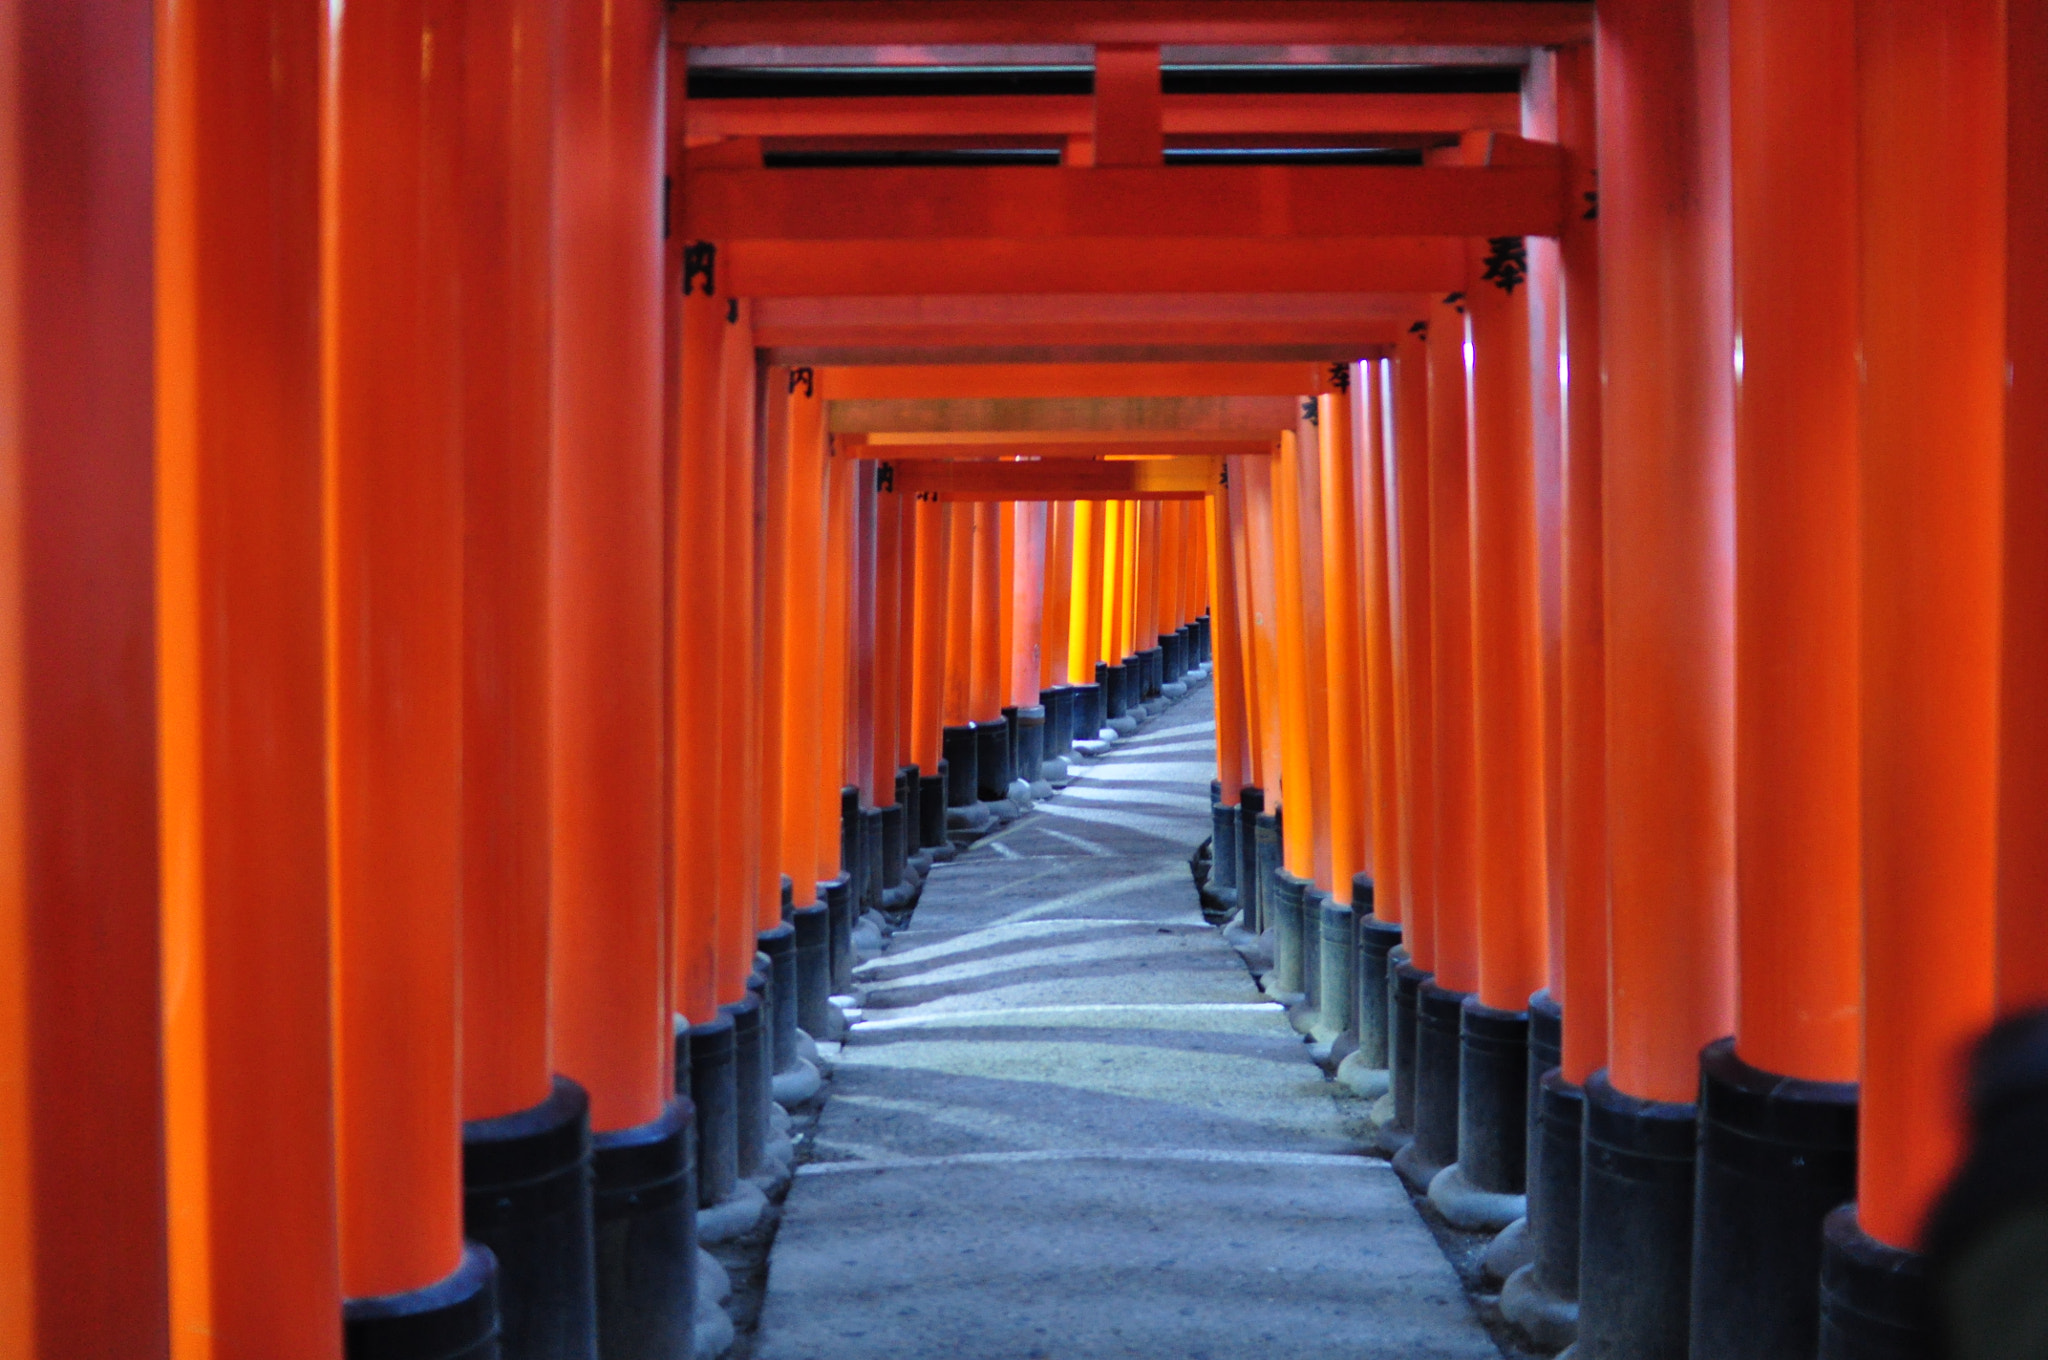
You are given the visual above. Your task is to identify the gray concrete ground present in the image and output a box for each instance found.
[755,685,1500,1360]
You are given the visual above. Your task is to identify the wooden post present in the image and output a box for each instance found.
[781,378,828,909]
[1317,382,1368,906]
[1426,292,1479,1001]
[156,2,335,1355]
[1389,325,1437,975]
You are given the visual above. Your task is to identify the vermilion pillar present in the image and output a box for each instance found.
[1206,486,1250,810]
[551,2,687,1348]
[816,453,855,885]
[781,382,827,905]
[1829,6,2003,1349]
[1041,502,1075,695]
[872,482,905,808]
[1389,325,1438,978]
[910,496,949,777]
[1584,2,1738,1353]
[1444,231,1549,1220]
[1270,430,1319,1006]
[325,0,468,1312]
[1011,503,1048,708]
[1317,386,1368,909]
[1691,6,1862,1357]
[674,276,724,1027]
[1069,500,1103,686]
[157,4,337,1357]
[1291,416,1335,897]
[715,301,761,1005]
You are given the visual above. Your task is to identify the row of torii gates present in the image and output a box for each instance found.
[6,2,2043,1360]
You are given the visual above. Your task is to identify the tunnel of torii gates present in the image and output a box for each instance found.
[8,2,2048,1360]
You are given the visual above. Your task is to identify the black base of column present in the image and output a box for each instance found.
[759,924,799,1074]
[792,902,832,1037]
[1313,893,1356,1055]
[1042,687,1074,760]
[1199,613,1212,662]
[1138,646,1163,700]
[941,725,979,807]
[1456,999,1529,1194]
[683,1015,737,1209]
[1396,978,1465,1190]
[1501,1067,1584,1349]
[1103,662,1128,720]
[837,786,860,893]
[1691,1038,1858,1360]
[1000,704,1020,776]
[1577,1071,1698,1359]
[974,715,1012,801]
[1162,632,1183,683]
[1818,1205,1929,1360]
[1015,705,1045,783]
[896,767,920,866]
[1075,681,1104,739]
[1208,798,1239,894]
[1529,989,1562,1129]
[821,874,853,992]
[858,809,883,913]
[1236,787,1264,931]
[344,1242,500,1360]
[1298,884,1325,1030]
[591,1098,694,1360]
[917,770,947,849]
[1389,954,1425,1140]
[878,805,904,891]
[463,1077,596,1360]
[1270,870,1307,999]
[1355,882,1400,1071]
[726,996,766,1179]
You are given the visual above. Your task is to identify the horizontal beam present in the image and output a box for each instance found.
[833,437,1276,460]
[723,238,1464,296]
[882,455,1224,502]
[685,91,1520,140]
[818,361,1342,400]
[774,344,1393,366]
[671,3,1593,47]
[686,163,1567,241]
[827,395,1300,434]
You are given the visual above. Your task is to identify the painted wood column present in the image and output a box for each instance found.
[781,378,827,907]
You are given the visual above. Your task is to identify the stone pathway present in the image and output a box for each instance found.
[754,684,1500,1360]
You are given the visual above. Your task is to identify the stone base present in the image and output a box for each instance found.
[1335,1051,1390,1099]
[1428,1162,1525,1232]
[1041,756,1070,783]
[771,1058,822,1108]
[695,1181,767,1244]
[1006,778,1034,810]
[945,802,992,832]
[1105,715,1138,736]
[1482,1216,1532,1284]
[1502,1263,1579,1351]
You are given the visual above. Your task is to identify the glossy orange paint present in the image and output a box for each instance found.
[674,281,726,1023]
[1389,328,1437,969]
[1040,503,1076,693]
[1069,500,1105,684]
[323,0,466,1298]
[1854,0,2004,1249]
[1425,293,1477,995]
[815,452,856,883]
[1272,432,1318,882]
[1206,484,1249,804]
[943,502,976,726]
[909,494,951,773]
[971,502,1004,721]
[156,0,337,1353]
[1598,0,1737,1105]
[1226,462,1267,788]
[2003,0,2048,1015]
[1360,363,1402,924]
[1011,503,1049,709]
[822,363,1329,401]
[713,302,762,1006]
[1552,41,1607,1087]
[1317,389,1367,905]
[871,483,905,803]
[1729,0,1861,1084]
[1465,238,1549,1015]
[1242,458,1286,793]
[781,382,828,908]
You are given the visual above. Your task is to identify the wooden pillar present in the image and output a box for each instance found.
[1851,0,2003,1256]
[758,381,791,902]
[1206,485,1250,804]
[1242,459,1285,795]
[1068,500,1104,685]
[163,3,324,1354]
[1583,1,1737,1351]
[909,496,950,774]
[1040,502,1075,694]
[1272,431,1319,884]
[1011,503,1049,709]
[1318,382,1369,905]
[871,479,905,808]
[971,502,1004,722]
[1361,362,1402,927]
[1138,501,1163,666]
[713,302,760,1004]
[1390,325,1438,974]
[324,0,467,1305]
[815,453,855,885]
[943,502,975,728]
[1157,501,1184,648]
[850,463,878,804]
[781,379,827,907]
[1426,292,1479,999]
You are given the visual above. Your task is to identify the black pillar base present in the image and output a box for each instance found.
[1015,705,1045,783]
[1236,787,1264,931]
[758,924,799,1074]
[1075,680,1104,739]
[1042,687,1074,760]
[820,873,853,993]
[1819,1205,1929,1360]
[591,1098,694,1360]
[941,724,979,807]
[1691,1038,1858,1360]
[1199,614,1213,662]
[857,808,882,913]
[837,785,860,892]
[1162,631,1183,683]
[917,769,947,849]
[1396,978,1465,1191]
[1270,870,1308,999]
[1312,893,1356,1055]
[1000,704,1020,777]
[896,767,920,866]
[344,1242,500,1360]
[1253,811,1282,946]
[1355,881,1400,1071]
[1389,953,1424,1138]
[1209,797,1239,894]
[726,995,766,1179]
[1103,661,1128,720]
[463,1077,597,1360]
[878,805,904,891]
[1529,989,1563,1132]
[974,715,1012,801]
[1457,999,1530,1193]
[1577,1071,1698,1360]
[1138,646,1164,700]
[1501,1067,1584,1349]
[683,1015,737,1209]
[792,902,832,1038]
